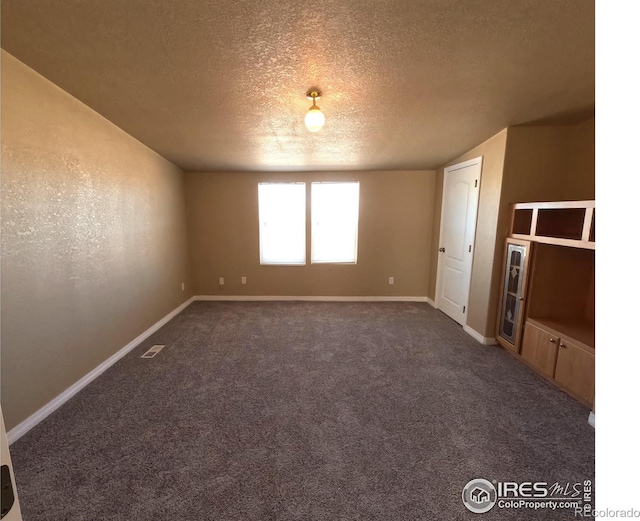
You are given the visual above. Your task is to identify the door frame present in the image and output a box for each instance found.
[434,156,483,326]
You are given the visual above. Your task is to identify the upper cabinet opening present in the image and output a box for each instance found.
[509,200,595,249]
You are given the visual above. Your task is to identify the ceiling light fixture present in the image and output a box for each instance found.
[304,90,325,132]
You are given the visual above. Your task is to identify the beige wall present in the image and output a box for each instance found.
[186,170,435,297]
[568,117,596,200]
[0,51,193,430]
[501,122,595,204]
[428,130,508,337]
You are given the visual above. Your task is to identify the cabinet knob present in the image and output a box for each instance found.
[560,342,566,348]
[549,338,556,343]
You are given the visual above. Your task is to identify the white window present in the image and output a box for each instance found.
[311,182,360,264]
[258,183,306,265]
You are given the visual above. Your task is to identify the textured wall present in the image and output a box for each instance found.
[185,170,435,297]
[0,51,193,430]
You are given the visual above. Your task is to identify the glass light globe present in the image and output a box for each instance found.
[304,105,325,132]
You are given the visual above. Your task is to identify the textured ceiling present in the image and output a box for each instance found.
[1,0,594,172]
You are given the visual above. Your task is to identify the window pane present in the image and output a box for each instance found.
[311,182,359,263]
[258,183,306,265]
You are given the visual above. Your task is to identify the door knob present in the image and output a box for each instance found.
[439,247,445,252]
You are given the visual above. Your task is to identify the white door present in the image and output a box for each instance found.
[435,157,482,325]
[1,406,23,521]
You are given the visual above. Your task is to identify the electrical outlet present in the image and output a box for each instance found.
[181,282,185,291]
[389,276,394,285]
[219,277,224,285]
[241,277,247,284]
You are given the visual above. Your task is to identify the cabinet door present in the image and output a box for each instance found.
[555,339,595,406]
[497,239,531,351]
[521,322,559,378]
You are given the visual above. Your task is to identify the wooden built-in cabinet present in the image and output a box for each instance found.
[521,319,595,406]
[497,200,595,408]
[521,321,558,379]
[555,336,595,406]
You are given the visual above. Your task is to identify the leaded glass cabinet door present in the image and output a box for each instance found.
[497,239,531,351]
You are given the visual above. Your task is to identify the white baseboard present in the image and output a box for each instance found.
[463,324,497,345]
[194,295,431,302]
[588,411,595,428]
[7,296,196,445]
[425,297,436,308]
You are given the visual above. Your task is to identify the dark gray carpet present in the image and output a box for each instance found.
[10,302,594,520]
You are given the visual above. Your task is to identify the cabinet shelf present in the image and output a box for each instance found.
[509,200,595,250]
